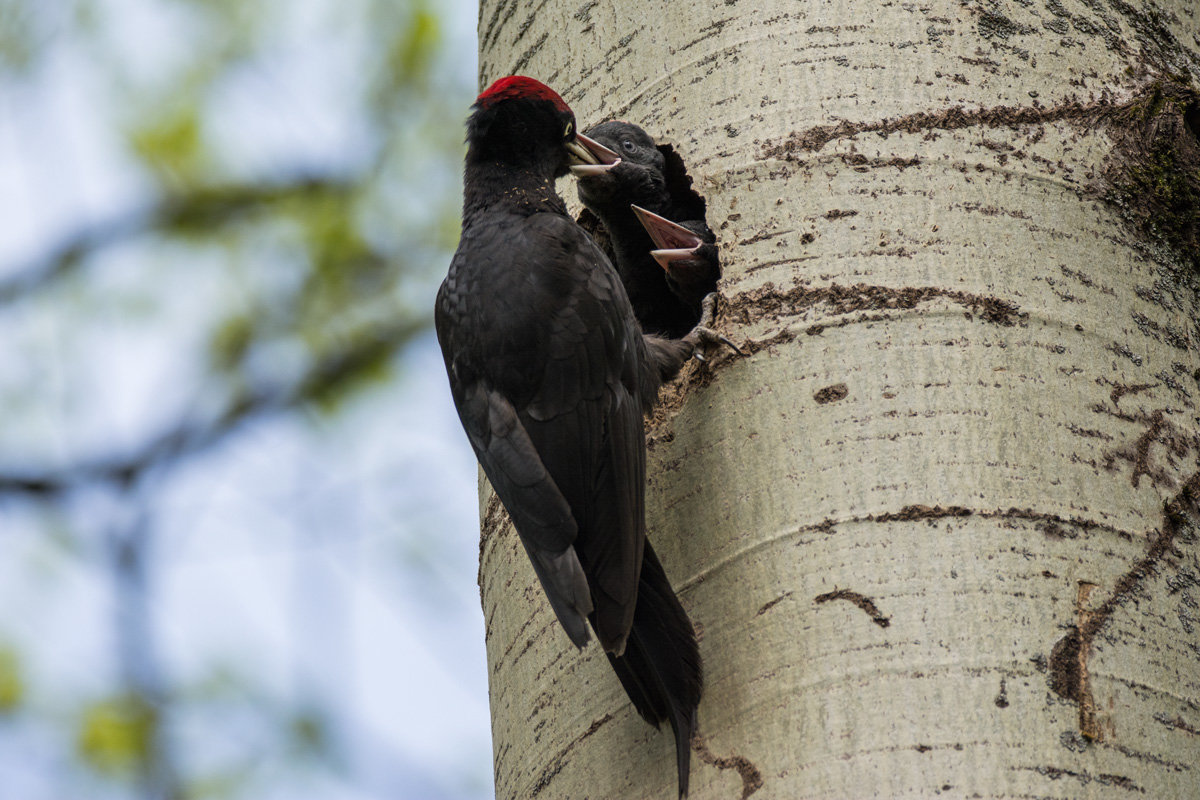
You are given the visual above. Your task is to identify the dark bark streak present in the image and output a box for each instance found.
[1021,765,1144,793]
[759,96,1131,160]
[479,0,520,54]
[479,493,508,591]
[1154,712,1200,736]
[725,281,1024,350]
[755,591,793,617]
[1107,380,1158,409]
[873,504,973,523]
[529,713,616,797]
[814,589,891,629]
[511,30,550,75]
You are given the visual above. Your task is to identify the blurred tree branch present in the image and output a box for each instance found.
[0,315,427,500]
[0,176,358,304]
[110,504,180,800]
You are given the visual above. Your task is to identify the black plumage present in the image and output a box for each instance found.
[574,121,720,338]
[434,77,703,797]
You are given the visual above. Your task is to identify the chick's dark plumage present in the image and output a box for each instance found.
[435,77,702,797]
[576,120,720,338]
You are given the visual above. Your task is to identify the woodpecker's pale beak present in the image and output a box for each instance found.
[567,132,621,176]
[631,205,704,270]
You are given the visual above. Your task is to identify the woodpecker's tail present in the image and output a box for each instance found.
[606,541,702,798]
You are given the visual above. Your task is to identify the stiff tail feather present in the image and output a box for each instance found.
[605,541,702,798]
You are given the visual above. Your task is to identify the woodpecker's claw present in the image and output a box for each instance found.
[690,326,743,358]
[687,293,745,360]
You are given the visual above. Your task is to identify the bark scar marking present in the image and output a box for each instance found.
[813,383,848,404]
[1097,407,1200,490]
[692,732,763,799]
[1049,472,1200,740]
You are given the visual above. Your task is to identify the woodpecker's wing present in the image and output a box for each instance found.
[436,211,647,653]
[519,213,647,653]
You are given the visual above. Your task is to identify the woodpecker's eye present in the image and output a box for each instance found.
[563,121,574,138]
[621,139,636,153]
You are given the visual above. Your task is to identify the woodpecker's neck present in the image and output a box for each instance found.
[463,160,568,220]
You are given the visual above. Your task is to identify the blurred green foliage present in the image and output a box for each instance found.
[391,8,440,87]
[0,646,22,713]
[129,106,207,184]
[0,0,38,72]
[78,694,157,777]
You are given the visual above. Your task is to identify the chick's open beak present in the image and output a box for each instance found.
[631,205,704,249]
[630,205,707,272]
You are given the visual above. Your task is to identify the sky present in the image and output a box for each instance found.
[0,1,493,798]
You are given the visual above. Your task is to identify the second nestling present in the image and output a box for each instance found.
[572,121,721,339]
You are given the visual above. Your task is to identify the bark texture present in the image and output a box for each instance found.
[476,1,1200,797]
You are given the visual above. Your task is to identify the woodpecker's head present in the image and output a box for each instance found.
[466,76,617,177]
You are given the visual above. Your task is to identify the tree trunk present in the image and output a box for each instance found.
[476,1,1200,797]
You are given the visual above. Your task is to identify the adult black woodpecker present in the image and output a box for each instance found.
[435,76,708,797]
[572,120,720,338]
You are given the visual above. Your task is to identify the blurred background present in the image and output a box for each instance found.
[0,1,491,798]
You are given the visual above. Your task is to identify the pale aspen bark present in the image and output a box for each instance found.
[475,1,1200,798]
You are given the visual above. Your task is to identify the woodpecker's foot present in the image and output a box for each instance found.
[688,293,744,361]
